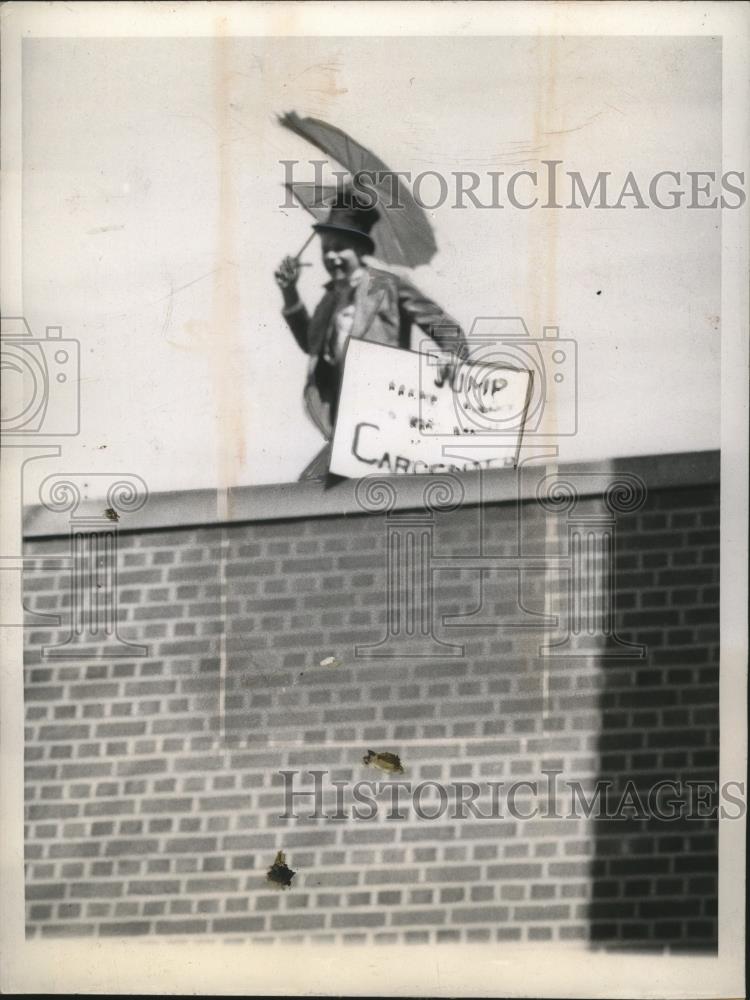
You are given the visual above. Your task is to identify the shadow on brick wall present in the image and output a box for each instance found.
[591,483,720,951]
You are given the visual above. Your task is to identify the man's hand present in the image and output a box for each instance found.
[274,255,301,291]
[433,355,458,389]
[437,361,454,388]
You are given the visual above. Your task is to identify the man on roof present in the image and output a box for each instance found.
[275,188,467,480]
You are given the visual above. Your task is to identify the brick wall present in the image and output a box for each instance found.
[22,453,719,947]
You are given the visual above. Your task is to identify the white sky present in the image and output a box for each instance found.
[19,34,721,495]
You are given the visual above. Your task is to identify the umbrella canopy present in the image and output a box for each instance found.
[278,111,438,268]
[282,181,339,225]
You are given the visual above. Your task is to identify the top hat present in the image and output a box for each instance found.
[312,189,379,255]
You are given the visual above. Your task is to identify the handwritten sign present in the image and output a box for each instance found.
[329,340,532,479]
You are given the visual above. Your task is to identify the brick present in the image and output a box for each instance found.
[336,554,385,570]
[185,878,239,893]
[119,569,163,584]
[38,725,90,741]
[123,681,175,696]
[590,900,637,919]
[254,895,281,911]
[331,912,385,928]
[639,899,702,918]
[451,906,510,922]
[116,759,169,777]
[152,718,206,737]
[466,740,523,756]
[24,765,58,781]
[230,855,255,870]
[548,861,588,877]
[653,648,710,666]
[27,804,79,820]
[94,722,147,738]
[610,858,671,875]
[69,683,120,699]
[281,556,334,575]
[69,882,124,898]
[364,869,419,885]
[225,897,250,912]
[197,795,251,811]
[85,805,135,825]
[127,880,181,895]
[50,842,101,858]
[657,569,715,586]
[622,610,681,628]
[25,686,65,702]
[105,839,160,856]
[672,853,719,875]
[341,828,396,845]
[391,910,446,925]
[306,871,360,888]
[598,732,645,753]
[487,863,543,879]
[457,823,516,840]
[512,904,570,920]
[154,919,208,934]
[99,921,151,936]
[133,605,185,620]
[322,708,375,723]
[140,798,193,813]
[40,924,96,937]
[164,837,217,854]
[281,830,338,848]
[428,865,481,882]
[212,916,264,933]
[157,640,213,656]
[26,883,66,900]
[169,755,227,777]
[271,913,327,931]
[647,728,705,748]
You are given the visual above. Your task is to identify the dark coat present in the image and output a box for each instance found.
[283,265,467,437]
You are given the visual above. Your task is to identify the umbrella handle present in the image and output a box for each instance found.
[294,231,316,262]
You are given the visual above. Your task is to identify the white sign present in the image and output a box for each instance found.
[329,340,533,479]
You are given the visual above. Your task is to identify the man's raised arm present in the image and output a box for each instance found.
[275,255,310,353]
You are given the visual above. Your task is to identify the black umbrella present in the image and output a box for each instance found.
[279,111,438,268]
